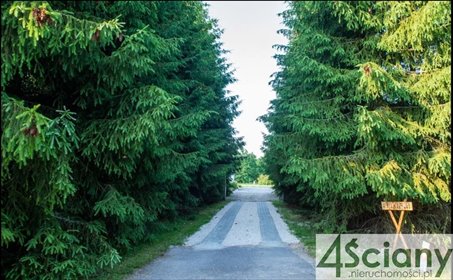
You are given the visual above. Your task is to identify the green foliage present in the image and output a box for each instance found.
[257,174,273,186]
[263,1,451,233]
[94,201,228,280]
[1,1,241,279]
[234,151,266,183]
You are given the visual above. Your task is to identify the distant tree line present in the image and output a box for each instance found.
[235,152,273,185]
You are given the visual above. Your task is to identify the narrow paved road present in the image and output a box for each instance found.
[129,187,315,280]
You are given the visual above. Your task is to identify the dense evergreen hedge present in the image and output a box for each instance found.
[1,1,242,278]
[262,1,451,233]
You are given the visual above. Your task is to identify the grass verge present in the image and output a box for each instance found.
[272,200,316,257]
[94,200,228,280]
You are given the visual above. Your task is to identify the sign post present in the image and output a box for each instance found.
[381,200,413,248]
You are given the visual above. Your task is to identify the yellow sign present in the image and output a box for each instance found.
[381,201,413,211]
[382,200,414,248]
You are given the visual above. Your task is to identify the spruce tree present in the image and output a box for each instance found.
[1,1,241,278]
[263,1,451,233]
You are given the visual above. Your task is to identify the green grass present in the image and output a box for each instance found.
[94,201,228,280]
[272,200,316,258]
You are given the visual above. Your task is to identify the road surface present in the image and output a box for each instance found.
[128,187,315,279]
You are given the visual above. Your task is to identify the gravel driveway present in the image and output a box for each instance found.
[128,187,315,279]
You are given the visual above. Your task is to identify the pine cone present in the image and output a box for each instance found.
[23,124,39,137]
[364,65,372,76]
[92,29,101,41]
[33,8,52,27]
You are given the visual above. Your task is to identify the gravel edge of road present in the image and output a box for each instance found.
[184,202,233,246]
[267,201,300,244]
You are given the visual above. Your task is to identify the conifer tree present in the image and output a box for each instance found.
[263,1,451,233]
[1,1,241,278]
